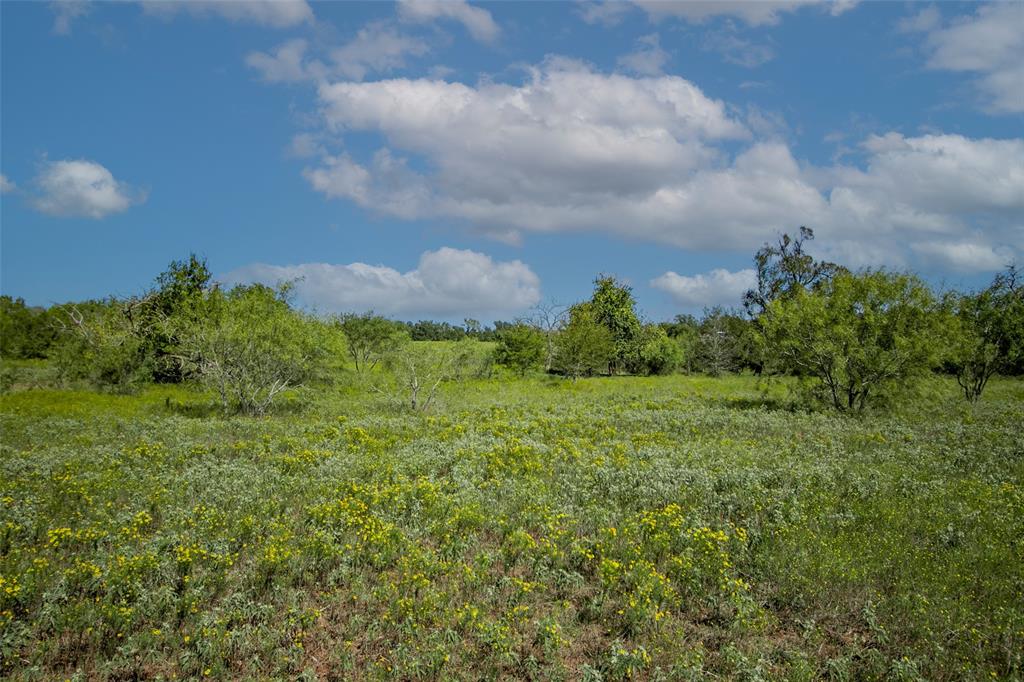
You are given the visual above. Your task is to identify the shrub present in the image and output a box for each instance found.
[494,323,546,376]
[759,270,945,411]
[170,284,341,415]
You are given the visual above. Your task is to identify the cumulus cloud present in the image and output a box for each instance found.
[911,241,1015,273]
[651,268,756,308]
[141,0,313,28]
[331,22,431,81]
[632,0,856,26]
[617,34,670,75]
[577,1,634,26]
[0,174,15,193]
[296,59,1020,273]
[247,25,430,84]
[397,0,500,43]
[906,2,1024,114]
[246,39,324,83]
[31,159,145,219]
[222,247,540,317]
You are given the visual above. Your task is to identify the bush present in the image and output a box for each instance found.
[494,323,546,376]
[50,300,154,392]
[552,303,614,381]
[759,270,945,412]
[170,284,341,415]
[632,325,684,376]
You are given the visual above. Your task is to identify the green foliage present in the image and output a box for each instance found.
[552,302,614,380]
[0,296,56,359]
[1,374,1021,679]
[494,323,546,376]
[336,312,408,373]
[948,265,1024,402]
[170,284,341,415]
[49,300,154,392]
[633,324,683,376]
[742,226,844,316]
[589,275,642,373]
[375,338,477,411]
[145,254,213,382]
[760,269,946,411]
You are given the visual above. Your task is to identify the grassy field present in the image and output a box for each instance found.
[1,370,1022,680]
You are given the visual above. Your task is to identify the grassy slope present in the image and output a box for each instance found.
[1,373,1021,680]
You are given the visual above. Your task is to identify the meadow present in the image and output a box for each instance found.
[1,368,1022,680]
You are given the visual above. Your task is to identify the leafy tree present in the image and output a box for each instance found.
[403,320,467,341]
[759,270,944,412]
[743,227,843,317]
[50,299,154,391]
[634,324,684,376]
[552,303,614,381]
[336,312,408,373]
[589,275,642,373]
[0,296,57,359]
[494,323,546,375]
[949,265,1024,402]
[143,254,213,382]
[661,314,700,374]
[170,284,339,415]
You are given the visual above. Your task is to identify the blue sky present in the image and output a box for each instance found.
[2,0,1021,322]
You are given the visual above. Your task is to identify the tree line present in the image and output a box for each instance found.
[1,230,1021,413]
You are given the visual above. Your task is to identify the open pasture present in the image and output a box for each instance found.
[1,374,1022,680]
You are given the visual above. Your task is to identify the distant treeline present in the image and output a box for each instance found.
[2,228,1021,413]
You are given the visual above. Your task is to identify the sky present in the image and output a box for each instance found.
[1,0,1022,323]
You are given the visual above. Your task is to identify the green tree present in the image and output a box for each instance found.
[170,284,339,415]
[552,303,614,381]
[143,254,213,382]
[50,299,153,391]
[949,265,1024,402]
[0,296,57,359]
[760,270,944,412]
[336,312,408,373]
[743,227,844,317]
[661,314,700,374]
[494,323,546,375]
[589,275,642,373]
[634,324,684,376]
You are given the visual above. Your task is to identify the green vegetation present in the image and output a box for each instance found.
[1,373,1021,680]
[2,240,1022,679]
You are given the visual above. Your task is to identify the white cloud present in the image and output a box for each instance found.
[911,241,1015,273]
[32,159,145,219]
[633,0,856,26]
[331,22,430,81]
[617,34,670,76]
[909,2,1024,114]
[296,59,1020,273]
[397,0,500,43]
[246,39,325,83]
[50,0,90,35]
[142,0,313,28]
[0,174,15,194]
[247,25,430,84]
[651,268,756,308]
[222,247,541,317]
[577,1,634,26]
